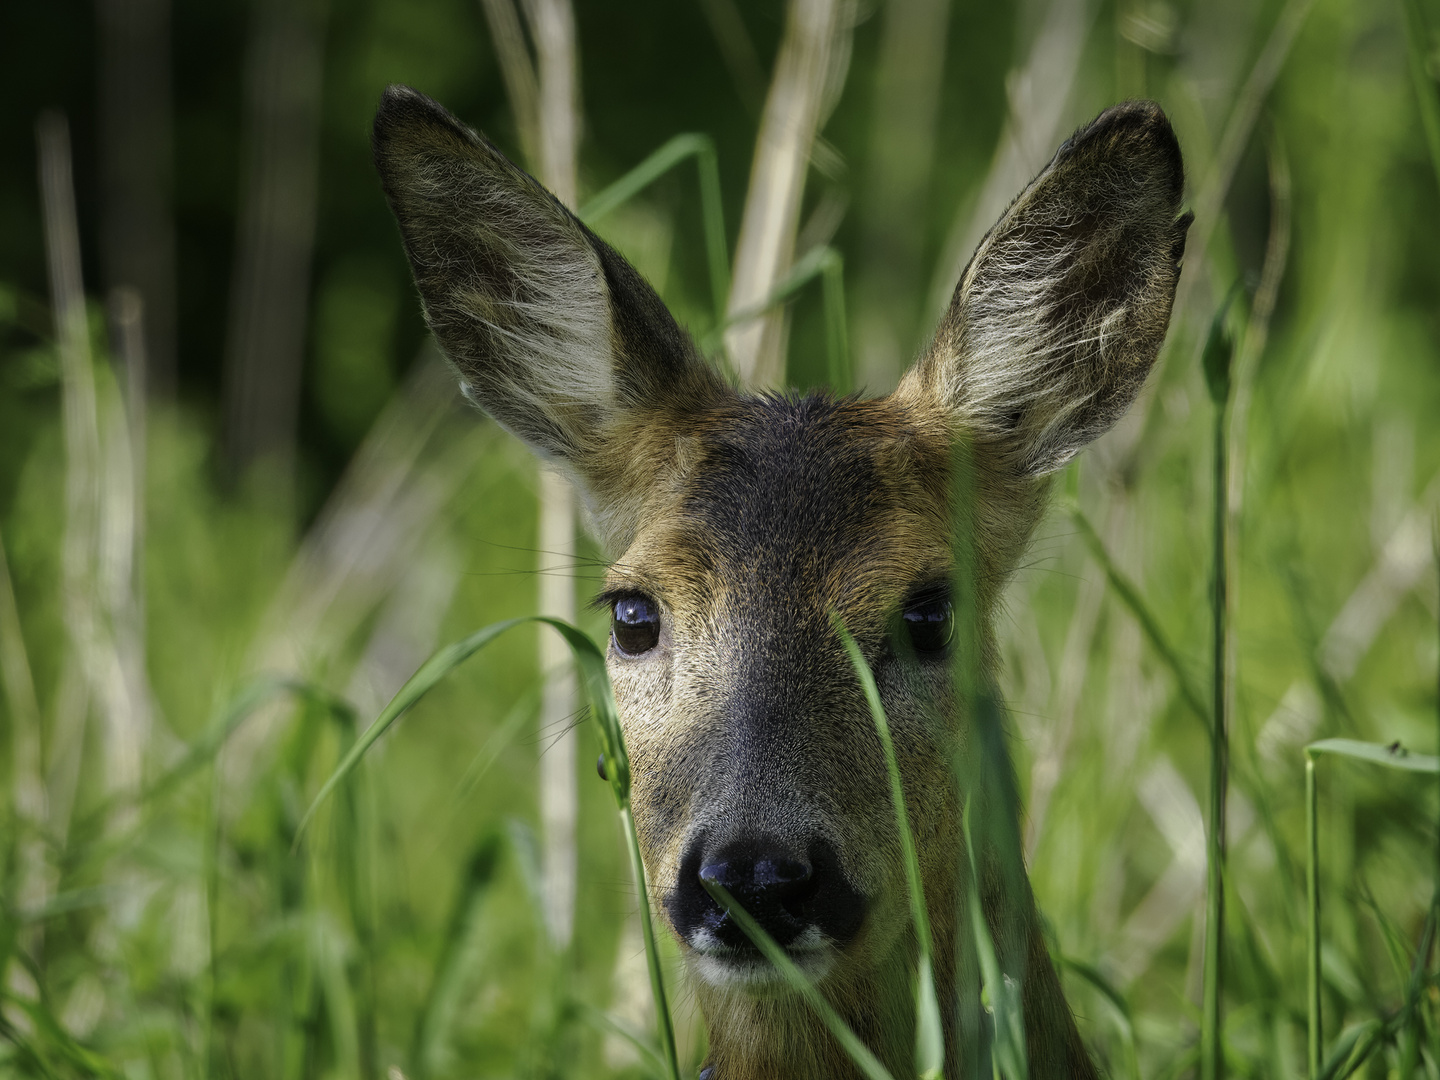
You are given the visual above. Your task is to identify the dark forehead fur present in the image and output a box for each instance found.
[663,392,952,613]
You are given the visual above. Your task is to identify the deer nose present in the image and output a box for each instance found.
[699,852,812,908]
[669,836,864,953]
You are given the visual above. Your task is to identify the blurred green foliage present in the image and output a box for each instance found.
[1,0,1440,1077]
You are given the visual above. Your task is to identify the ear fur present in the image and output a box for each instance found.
[371,85,724,537]
[902,100,1192,478]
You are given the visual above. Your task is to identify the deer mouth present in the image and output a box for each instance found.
[687,925,838,989]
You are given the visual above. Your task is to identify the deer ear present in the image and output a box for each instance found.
[372,85,721,471]
[902,101,1192,477]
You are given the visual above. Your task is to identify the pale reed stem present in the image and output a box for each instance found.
[523,0,582,951]
[725,0,844,388]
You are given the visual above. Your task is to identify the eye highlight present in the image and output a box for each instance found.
[902,589,953,655]
[611,594,661,656]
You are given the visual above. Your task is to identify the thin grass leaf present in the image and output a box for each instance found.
[412,832,504,1075]
[699,244,849,391]
[295,617,528,841]
[834,618,943,1079]
[961,795,1028,1080]
[449,684,540,804]
[83,675,349,834]
[1404,0,1440,195]
[295,615,680,1080]
[578,132,730,324]
[1202,296,1236,1080]
[1306,736,1440,1077]
[576,1003,671,1080]
[1306,738,1440,774]
[1317,1019,1383,1080]
[1059,957,1141,1080]
[698,878,897,1080]
[1063,501,1210,728]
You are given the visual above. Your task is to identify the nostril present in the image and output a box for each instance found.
[753,857,811,889]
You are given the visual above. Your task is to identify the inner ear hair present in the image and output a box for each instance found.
[908,100,1193,479]
[372,84,722,469]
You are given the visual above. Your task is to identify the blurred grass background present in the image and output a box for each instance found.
[2,0,1440,1077]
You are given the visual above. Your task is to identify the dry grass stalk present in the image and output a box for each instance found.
[222,356,487,811]
[221,0,326,486]
[924,0,1098,330]
[478,0,584,949]
[479,0,541,168]
[525,0,583,952]
[0,530,48,938]
[38,112,146,818]
[724,0,847,387]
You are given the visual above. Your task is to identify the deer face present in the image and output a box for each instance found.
[374,84,1188,1072]
[601,393,959,990]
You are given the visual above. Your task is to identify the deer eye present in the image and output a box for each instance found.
[612,595,661,656]
[902,592,953,655]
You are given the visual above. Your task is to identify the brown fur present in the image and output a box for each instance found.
[373,85,1191,1078]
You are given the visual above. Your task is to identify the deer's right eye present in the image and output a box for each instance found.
[612,595,661,656]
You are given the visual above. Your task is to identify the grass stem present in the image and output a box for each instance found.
[836,619,944,1078]
[1201,294,1236,1080]
[578,133,731,326]
[1306,751,1320,1079]
[699,878,897,1080]
[1065,504,1209,728]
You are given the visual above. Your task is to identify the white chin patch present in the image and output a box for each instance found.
[688,925,836,990]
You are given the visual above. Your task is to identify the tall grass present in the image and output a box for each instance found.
[5,1,1440,1077]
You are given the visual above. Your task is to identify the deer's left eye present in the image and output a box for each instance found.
[612,595,661,656]
[902,594,953,655]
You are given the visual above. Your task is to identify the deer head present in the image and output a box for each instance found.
[374,84,1189,1079]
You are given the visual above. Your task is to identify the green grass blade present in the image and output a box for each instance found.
[1317,1019,1383,1080]
[1404,0,1440,194]
[618,801,682,1080]
[295,617,529,842]
[1202,313,1234,1080]
[961,796,1029,1080]
[294,614,679,1080]
[699,244,844,364]
[821,250,850,395]
[449,684,540,804]
[698,878,897,1080]
[696,138,731,323]
[579,133,708,224]
[576,1003,672,1080]
[835,619,943,1079]
[1305,738,1440,773]
[1307,754,1321,1080]
[1065,501,1210,728]
[1059,956,1141,1080]
[577,132,730,325]
[412,832,504,1074]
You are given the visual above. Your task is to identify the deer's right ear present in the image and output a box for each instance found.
[372,85,722,475]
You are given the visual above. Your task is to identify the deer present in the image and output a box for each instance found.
[372,84,1190,1079]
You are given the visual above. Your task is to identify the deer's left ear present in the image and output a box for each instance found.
[900,101,1192,477]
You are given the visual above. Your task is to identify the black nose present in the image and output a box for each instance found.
[667,835,865,952]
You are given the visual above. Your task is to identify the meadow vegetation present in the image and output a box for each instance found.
[2,0,1440,1077]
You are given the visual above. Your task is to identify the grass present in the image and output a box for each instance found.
[4,0,1440,1077]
